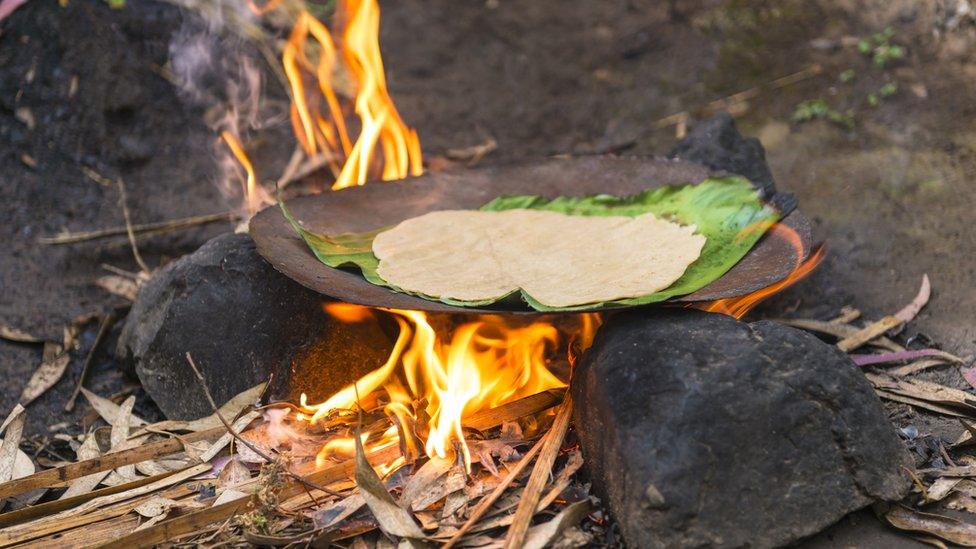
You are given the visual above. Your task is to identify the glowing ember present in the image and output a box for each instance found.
[697,223,825,319]
[299,307,600,470]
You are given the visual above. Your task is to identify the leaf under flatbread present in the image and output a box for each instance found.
[280,176,780,311]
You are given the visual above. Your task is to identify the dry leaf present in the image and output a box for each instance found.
[926,477,963,503]
[865,373,976,414]
[134,496,179,518]
[399,457,453,510]
[411,465,466,512]
[0,325,43,343]
[522,500,591,549]
[354,430,425,539]
[312,493,367,529]
[198,410,261,463]
[218,458,252,487]
[61,432,110,499]
[18,342,70,406]
[111,396,138,481]
[213,488,249,506]
[0,406,26,482]
[81,387,146,427]
[884,505,976,546]
[137,382,266,435]
[95,275,140,301]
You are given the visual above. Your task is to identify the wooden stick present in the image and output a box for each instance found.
[38,211,239,245]
[115,178,149,274]
[96,391,564,549]
[443,438,545,549]
[0,464,210,546]
[64,312,116,412]
[0,470,181,528]
[836,316,902,353]
[503,393,574,549]
[0,426,226,499]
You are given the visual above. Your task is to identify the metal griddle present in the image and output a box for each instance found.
[249,156,812,314]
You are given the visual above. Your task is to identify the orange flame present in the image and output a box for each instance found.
[224,0,422,214]
[299,308,600,470]
[697,223,825,319]
[283,0,422,190]
[220,131,273,216]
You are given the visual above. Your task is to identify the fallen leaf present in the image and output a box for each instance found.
[399,457,453,510]
[18,342,70,406]
[312,493,367,529]
[136,382,266,435]
[213,488,249,506]
[218,458,252,487]
[81,387,146,427]
[111,396,138,481]
[850,349,963,367]
[523,500,591,549]
[354,429,425,539]
[865,373,976,415]
[0,325,43,344]
[95,275,140,301]
[0,406,26,482]
[134,496,179,518]
[61,432,110,499]
[883,505,976,546]
[198,410,261,463]
[926,477,963,503]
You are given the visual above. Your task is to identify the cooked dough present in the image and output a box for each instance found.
[372,209,706,307]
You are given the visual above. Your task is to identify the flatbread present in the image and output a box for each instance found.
[372,209,706,308]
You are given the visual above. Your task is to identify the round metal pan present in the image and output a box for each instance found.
[250,156,812,314]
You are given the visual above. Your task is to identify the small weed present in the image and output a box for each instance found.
[839,69,856,83]
[857,27,905,68]
[792,99,855,129]
[867,82,898,107]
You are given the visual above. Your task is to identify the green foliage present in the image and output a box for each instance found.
[839,69,856,83]
[280,178,781,311]
[857,26,905,68]
[792,99,855,129]
[105,0,125,8]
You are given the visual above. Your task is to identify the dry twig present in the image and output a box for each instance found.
[503,393,574,549]
[39,211,239,245]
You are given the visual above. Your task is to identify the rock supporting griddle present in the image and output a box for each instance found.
[116,232,391,419]
[572,309,911,548]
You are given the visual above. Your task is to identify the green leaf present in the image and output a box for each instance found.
[279,177,781,311]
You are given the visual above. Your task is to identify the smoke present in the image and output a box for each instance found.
[166,0,272,210]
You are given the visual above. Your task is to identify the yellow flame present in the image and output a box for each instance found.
[281,0,421,190]
[298,308,596,471]
[220,131,272,215]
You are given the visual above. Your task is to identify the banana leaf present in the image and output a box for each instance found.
[279,176,781,311]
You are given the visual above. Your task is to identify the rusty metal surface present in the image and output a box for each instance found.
[250,156,812,314]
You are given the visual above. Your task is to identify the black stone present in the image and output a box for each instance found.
[116,232,391,419]
[670,112,777,199]
[572,308,911,549]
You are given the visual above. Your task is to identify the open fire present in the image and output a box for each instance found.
[228,0,825,482]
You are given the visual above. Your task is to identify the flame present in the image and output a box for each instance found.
[282,0,422,190]
[697,223,825,319]
[220,131,273,216]
[299,308,599,470]
[224,0,422,214]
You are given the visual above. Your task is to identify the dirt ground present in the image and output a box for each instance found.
[2,0,976,545]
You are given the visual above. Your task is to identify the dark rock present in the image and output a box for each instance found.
[572,308,911,549]
[117,232,390,419]
[670,112,777,198]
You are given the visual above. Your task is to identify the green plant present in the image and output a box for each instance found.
[792,99,854,129]
[839,69,856,83]
[857,27,905,68]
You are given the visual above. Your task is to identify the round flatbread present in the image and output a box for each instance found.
[372,209,706,307]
